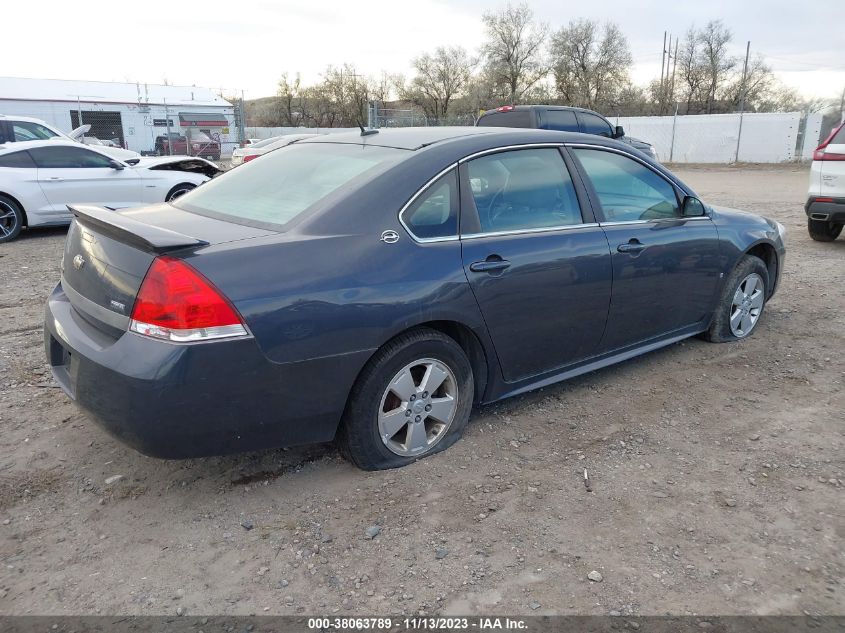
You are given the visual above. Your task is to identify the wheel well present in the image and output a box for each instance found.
[745,243,778,297]
[0,192,27,226]
[416,321,489,403]
[166,182,196,201]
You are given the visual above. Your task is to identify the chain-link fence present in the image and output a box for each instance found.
[372,106,476,128]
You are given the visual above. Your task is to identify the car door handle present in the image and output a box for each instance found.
[617,240,646,254]
[469,258,511,273]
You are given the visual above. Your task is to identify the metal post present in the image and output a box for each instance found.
[734,41,751,164]
[669,103,678,163]
[239,90,247,148]
[164,99,173,156]
[77,96,83,133]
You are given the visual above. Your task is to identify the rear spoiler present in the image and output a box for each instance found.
[69,205,208,253]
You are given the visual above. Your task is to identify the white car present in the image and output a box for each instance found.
[230,134,316,167]
[0,114,140,161]
[0,139,221,243]
[806,121,845,241]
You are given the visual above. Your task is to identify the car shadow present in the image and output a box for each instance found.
[17,225,69,242]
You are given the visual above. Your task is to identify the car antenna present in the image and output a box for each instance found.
[359,124,378,137]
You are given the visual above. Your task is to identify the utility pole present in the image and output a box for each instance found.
[659,31,668,97]
[840,85,844,123]
[670,38,678,106]
[735,41,751,163]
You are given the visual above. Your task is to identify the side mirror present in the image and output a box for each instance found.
[613,125,625,139]
[682,195,706,217]
[108,159,124,171]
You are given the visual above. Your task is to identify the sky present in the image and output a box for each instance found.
[5,0,844,102]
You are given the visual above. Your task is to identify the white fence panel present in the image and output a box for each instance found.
[616,111,811,163]
[801,112,824,160]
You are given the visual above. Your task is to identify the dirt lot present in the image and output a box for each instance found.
[0,165,842,617]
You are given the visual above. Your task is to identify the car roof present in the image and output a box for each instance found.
[0,113,56,124]
[478,105,608,117]
[302,126,503,150]
[300,126,608,151]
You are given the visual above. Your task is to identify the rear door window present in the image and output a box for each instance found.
[0,151,36,168]
[577,112,614,137]
[466,148,583,233]
[12,121,59,142]
[477,110,534,128]
[542,110,579,132]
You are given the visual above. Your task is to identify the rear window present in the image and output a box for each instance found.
[832,124,845,144]
[0,150,35,168]
[477,110,534,128]
[174,143,405,228]
[249,136,282,149]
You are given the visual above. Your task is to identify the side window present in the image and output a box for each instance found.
[0,122,8,144]
[29,146,113,169]
[542,110,579,132]
[401,170,458,239]
[577,112,614,138]
[0,151,36,168]
[467,148,582,233]
[476,110,534,128]
[572,149,680,222]
[12,122,59,142]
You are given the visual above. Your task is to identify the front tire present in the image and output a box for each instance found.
[807,218,842,242]
[704,255,769,343]
[165,183,195,202]
[0,195,24,244]
[337,327,474,470]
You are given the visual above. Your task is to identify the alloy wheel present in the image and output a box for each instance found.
[0,200,18,239]
[729,273,764,337]
[378,358,458,457]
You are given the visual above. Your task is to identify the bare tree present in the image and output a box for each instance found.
[549,19,632,110]
[677,27,707,113]
[698,20,736,113]
[481,3,549,103]
[401,47,475,121]
[277,73,306,126]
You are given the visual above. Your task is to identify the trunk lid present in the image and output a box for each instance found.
[60,204,274,336]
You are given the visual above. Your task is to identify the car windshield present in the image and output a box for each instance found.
[190,131,214,143]
[174,142,405,228]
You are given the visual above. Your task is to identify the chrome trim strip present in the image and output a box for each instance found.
[599,216,711,227]
[461,223,601,240]
[397,162,460,244]
[61,275,130,331]
[458,143,565,163]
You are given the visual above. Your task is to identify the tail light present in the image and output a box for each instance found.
[813,123,845,161]
[243,154,259,162]
[130,256,248,342]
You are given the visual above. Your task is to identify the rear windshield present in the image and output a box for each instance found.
[174,143,405,229]
[832,124,845,144]
[249,136,283,149]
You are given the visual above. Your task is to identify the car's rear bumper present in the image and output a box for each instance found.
[44,282,372,459]
[805,197,845,223]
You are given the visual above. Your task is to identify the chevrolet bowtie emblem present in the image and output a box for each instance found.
[73,254,86,271]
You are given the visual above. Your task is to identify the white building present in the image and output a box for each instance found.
[0,77,238,155]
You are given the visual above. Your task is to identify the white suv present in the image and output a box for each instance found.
[0,114,139,161]
[806,121,845,241]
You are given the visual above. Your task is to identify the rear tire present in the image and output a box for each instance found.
[337,327,474,471]
[704,255,769,343]
[807,218,842,242]
[0,194,24,244]
[165,183,195,202]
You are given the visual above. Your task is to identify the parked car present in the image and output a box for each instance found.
[805,120,845,241]
[230,134,316,166]
[477,105,658,161]
[81,136,121,148]
[44,127,785,470]
[0,139,221,242]
[154,131,221,160]
[0,114,139,161]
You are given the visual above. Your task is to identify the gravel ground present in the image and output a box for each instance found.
[0,165,842,617]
